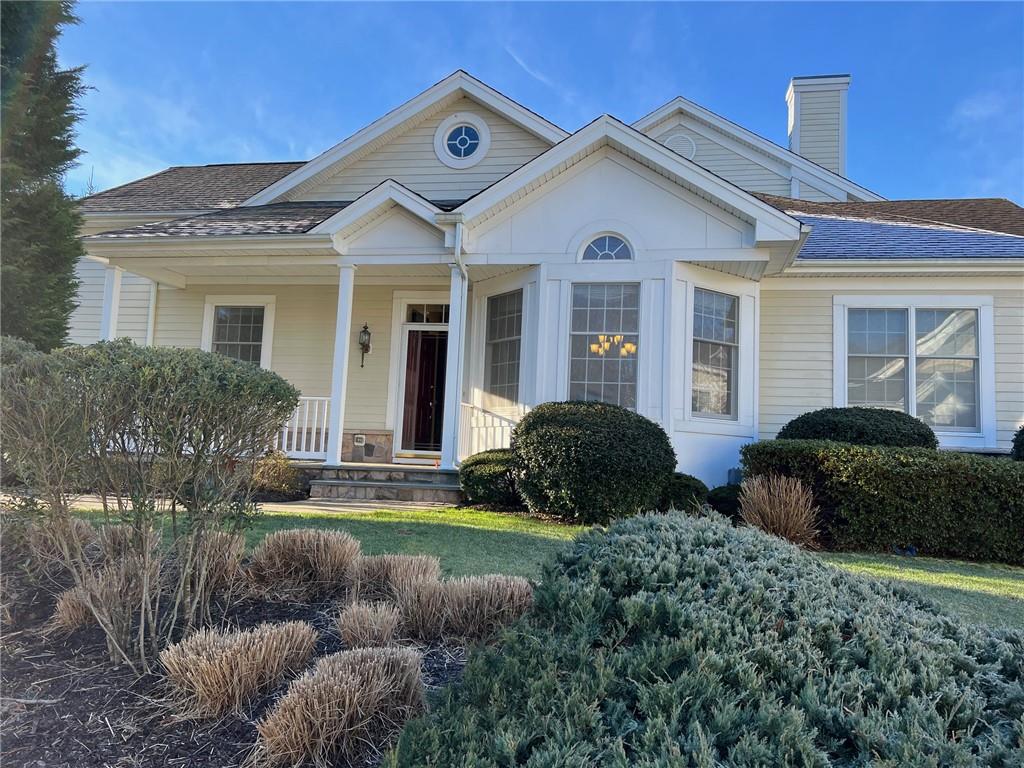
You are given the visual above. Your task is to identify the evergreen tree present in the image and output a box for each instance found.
[1,1,87,350]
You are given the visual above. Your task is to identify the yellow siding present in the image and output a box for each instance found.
[67,257,152,346]
[151,283,424,432]
[294,98,549,202]
[759,281,1024,452]
[653,124,792,196]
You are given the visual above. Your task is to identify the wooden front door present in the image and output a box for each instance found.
[400,329,447,452]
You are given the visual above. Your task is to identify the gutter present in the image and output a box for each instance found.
[435,212,468,278]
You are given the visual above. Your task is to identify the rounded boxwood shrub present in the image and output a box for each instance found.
[777,406,938,448]
[707,483,742,521]
[658,472,708,512]
[394,514,1024,765]
[459,449,521,508]
[511,401,676,523]
[1012,424,1024,461]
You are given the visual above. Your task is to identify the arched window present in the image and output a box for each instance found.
[582,234,632,261]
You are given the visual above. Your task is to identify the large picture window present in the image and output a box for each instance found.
[484,290,522,407]
[844,305,981,431]
[212,306,266,365]
[569,283,640,409]
[691,287,738,418]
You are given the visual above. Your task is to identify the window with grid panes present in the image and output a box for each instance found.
[484,290,522,407]
[691,288,739,418]
[211,306,265,365]
[568,283,640,409]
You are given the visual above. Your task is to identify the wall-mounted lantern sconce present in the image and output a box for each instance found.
[358,323,372,367]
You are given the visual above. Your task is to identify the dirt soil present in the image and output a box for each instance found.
[1,569,466,768]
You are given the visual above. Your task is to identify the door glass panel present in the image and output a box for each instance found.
[401,330,447,451]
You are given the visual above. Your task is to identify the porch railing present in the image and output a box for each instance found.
[459,403,523,460]
[274,396,331,460]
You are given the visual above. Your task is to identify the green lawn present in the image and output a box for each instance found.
[823,552,1024,630]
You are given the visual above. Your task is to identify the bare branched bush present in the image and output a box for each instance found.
[1,341,299,672]
[25,517,96,571]
[160,621,317,718]
[253,647,424,767]
[337,602,399,648]
[351,554,441,603]
[739,474,820,549]
[393,578,448,644]
[443,575,534,640]
[246,529,361,599]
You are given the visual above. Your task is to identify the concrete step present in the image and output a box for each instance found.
[308,466,459,486]
[309,478,462,504]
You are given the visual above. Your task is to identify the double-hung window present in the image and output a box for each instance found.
[691,287,739,419]
[202,295,275,368]
[568,283,640,409]
[837,297,991,441]
[484,290,523,408]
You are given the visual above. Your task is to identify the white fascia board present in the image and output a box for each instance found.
[242,71,568,207]
[633,96,884,202]
[309,179,444,235]
[84,233,336,257]
[785,257,1024,276]
[457,115,802,244]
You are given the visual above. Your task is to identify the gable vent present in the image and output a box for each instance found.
[663,132,697,160]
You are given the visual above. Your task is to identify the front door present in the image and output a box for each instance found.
[400,329,447,452]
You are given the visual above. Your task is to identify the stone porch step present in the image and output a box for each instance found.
[309,479,462,504]
[308,466,459,486]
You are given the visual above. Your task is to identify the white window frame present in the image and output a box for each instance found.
[483,288,524,409]
[690,286,741,421]
[832,295,996,450]
[433,112,491,170]
[201,295,276,369]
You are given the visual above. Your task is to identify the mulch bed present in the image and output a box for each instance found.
[1,567,466,768]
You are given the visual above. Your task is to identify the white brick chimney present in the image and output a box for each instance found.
[786,74,851,176]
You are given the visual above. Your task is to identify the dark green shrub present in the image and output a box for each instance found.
[511,401,676,523]
[1012,424,1024,461]
[707,483,742,521]
[459,449,521,508]
[742,439,1024,564]
[778,406,938,448]
[395,514,1024,765]
[658,472,707,512]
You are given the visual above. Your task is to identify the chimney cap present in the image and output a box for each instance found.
[786,74,851,102]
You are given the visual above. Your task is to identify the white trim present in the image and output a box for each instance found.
[326,266,356,464]
[568,220,643,263]
[145,282,158,346]
[831,294,997,449]
[242,71,567,206]
[433,112,492,170]
[386,290,451,451]
[310,179,443,237]
[440,265,469,468]
[455,115,803,245]
[200,294,276,369]
[99,266,123,341]
[633,93,882,202]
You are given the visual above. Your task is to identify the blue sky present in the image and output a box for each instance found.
[59,2,1023,202]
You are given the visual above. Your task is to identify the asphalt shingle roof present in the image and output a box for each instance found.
[756,194,1024,237]
[793,214,1024,260]
[87,202,351,238]
[78,162,306,212]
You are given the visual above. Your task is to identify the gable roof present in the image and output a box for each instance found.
[756,194,1024,237]
[242,70,569,207]
[454,114,804,245]
[633,96,884,203]
[78,162,305,213]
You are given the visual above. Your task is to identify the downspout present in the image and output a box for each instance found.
[452,220,468,279]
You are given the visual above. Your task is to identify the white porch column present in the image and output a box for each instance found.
[440,264,468,469]
[99,266,123,341]
[326,265,357,465]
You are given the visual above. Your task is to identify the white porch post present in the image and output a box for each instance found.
[99,266,123,341]
[440,264,468,469]
[326,265,357,465]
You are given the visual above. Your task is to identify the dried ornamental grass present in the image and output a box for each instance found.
[443,574,533,640]
[739,474,820,549]
[393,578,448,643]
[160,621,317,718]
[337,602,399,648]
[96,523,162,563]
[194,530,245,594]
[49,585,93,633]
[247,529,361,598]
[254,646,424,768]
[351,554,440,602]
[26,517,97,568]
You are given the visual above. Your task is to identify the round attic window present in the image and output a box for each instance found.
[664,132,697,161]
[434,112,491,169]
